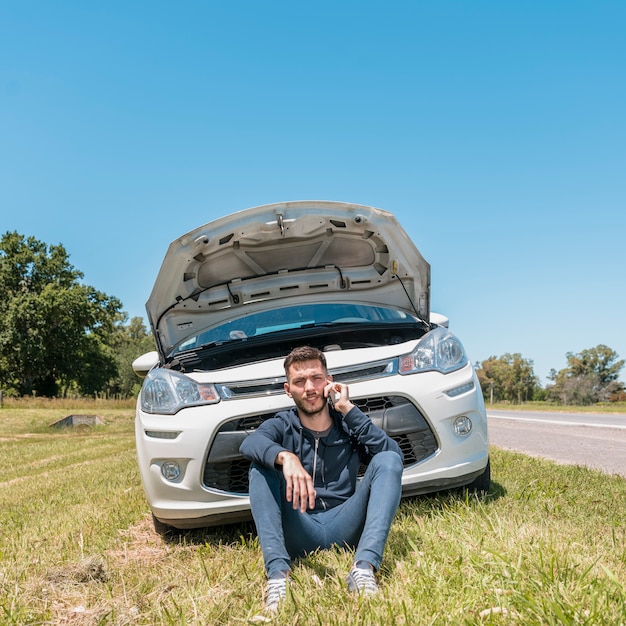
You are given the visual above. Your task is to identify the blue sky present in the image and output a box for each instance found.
[2,1,625,385]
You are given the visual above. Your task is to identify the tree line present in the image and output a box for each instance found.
[476,347,625,406]
[0,232,153,398]
[1,232,624,404]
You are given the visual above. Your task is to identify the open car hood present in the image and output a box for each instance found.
[146,201,431,358]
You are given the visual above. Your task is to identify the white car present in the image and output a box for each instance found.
[133,201,489,532]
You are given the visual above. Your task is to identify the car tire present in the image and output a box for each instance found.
[464,458,491,496]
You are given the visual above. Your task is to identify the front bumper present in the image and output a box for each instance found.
[135,364,488,529]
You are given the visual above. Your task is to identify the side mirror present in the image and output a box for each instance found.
[429,312,449,328]
[132,351,160,378]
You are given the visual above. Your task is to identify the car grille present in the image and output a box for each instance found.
[202,395,438,495]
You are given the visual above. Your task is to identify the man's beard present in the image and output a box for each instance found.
[293,394,325,417]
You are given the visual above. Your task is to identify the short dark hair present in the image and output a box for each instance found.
[284,346,327,377]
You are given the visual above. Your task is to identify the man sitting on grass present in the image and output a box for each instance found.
[240,345,404,612]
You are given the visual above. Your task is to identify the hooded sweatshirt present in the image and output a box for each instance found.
[239,405,403,511]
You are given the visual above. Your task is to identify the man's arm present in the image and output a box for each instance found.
[325,382,403,460]
[239,418,287,468]
[239,416,317,512]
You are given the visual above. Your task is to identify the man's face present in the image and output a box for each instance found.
[284,359,332,417]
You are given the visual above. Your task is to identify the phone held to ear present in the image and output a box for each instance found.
[327,388,340,410]
[326,382,343,411]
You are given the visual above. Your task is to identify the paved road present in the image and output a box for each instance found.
[487,410,626,478]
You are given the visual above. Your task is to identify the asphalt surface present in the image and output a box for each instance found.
[487,409,626,478]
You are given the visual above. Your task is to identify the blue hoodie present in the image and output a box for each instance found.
[239,405,403,511]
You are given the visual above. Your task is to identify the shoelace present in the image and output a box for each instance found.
[348,567,378,595]
[265,578,287,611]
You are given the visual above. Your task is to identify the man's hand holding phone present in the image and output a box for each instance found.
[325,381,354,415]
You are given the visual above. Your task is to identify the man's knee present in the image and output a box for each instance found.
[371,450,403,475]
[249,463,284,498]
[249,462,265,487]
[251,462,281,479]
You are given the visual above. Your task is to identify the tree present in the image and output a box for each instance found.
[105,316,155,398]
[546,345,625,405]
[565,345,624,388]
[476,353,539,404]
[0,232,123,396]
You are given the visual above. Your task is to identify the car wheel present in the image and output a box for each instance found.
[464,458,491,496]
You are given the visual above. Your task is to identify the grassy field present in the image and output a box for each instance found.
[1,402,625,625]
[486,401,626,414]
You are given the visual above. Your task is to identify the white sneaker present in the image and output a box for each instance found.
[346,564,379,596]
[264,577,287,612]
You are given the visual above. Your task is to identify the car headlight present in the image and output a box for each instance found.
[399,326,468,375]
[140,368,220,415]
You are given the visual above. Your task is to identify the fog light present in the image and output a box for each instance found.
[161,461,182,481]
[445,381,475,397]
[453,415,472,436]
[146,430,181,439]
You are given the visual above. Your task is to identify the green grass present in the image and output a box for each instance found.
[1,404,625,625]
[486,400,626,414]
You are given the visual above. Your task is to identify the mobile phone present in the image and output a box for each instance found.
[327,391,335,409]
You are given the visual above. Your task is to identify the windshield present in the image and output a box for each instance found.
[173,303,418,354]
